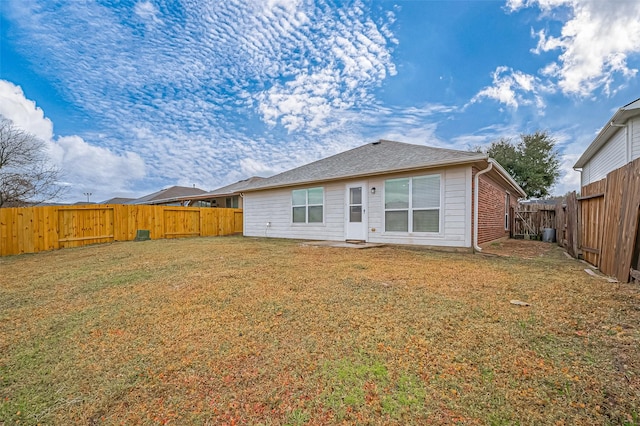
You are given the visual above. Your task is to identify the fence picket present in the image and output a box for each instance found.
[0,205,243,256]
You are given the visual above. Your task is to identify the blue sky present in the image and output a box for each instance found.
[1,0,639,202]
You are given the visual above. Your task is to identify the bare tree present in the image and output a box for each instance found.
[0,117,65,207]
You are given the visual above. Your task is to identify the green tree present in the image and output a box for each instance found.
[483,131,560,199]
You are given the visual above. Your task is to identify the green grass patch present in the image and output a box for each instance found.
[319,352,426,421]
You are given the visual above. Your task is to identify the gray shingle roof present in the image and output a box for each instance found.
[205,176,266,196]
[244,140,487,191]
[101,197,135,204]
[127,185,207,204]
[147,177,267,202]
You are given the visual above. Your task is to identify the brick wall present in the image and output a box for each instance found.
[472,168,516,245]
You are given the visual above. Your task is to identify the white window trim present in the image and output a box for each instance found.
[383,174,442,234]
[291,187,324,224]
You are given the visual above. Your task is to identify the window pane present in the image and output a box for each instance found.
[293,206,306,223]
[308,187,323,205]
[385,211,408,232]
[350,206,362,223]
[385,178,409,209]
[232,196,239,208]
[292,189,307,206]
[350,187,362,205]
[308,206,323,223]
[413,210,439,232]
[413,176,440,209]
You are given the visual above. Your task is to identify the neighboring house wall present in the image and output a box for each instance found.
[582,127,628,186]
[477,173,514,245]
[191,195,242,209]
[632,116,640,161]
[243,165,474,248]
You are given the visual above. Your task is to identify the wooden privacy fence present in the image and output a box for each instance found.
[559,156,640,283]
[0,204,243,256]
[584,158,640,283]
[578,180,606,267]
[513,203,557,238]
[555,192,579,259]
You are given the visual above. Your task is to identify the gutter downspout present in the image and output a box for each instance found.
[473,160,493,252]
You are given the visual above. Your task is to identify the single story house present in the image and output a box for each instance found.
[126,185,207,206]
[573,97,640,186]
[240,140,526,250]
[180,177,265,208]
[101,197,135,204]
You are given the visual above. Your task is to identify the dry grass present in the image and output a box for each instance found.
[1,236,639,425]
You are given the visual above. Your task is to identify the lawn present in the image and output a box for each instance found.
[1,236,639,425]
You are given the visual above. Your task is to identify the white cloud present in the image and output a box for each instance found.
[0,80,146,202]
[0,80,53,142]
[475,0,640,108]
[54,135,146,191]
[239,157,283,177]
[2,0,398,197]
[469,67,543,109]
[134,1,163,25]
[554,152,581,195]
[252,1,397,133]
[511,0,640,96]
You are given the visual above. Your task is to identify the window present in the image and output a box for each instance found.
[384,175,440,232]
[292,187,323,223]
[505,193,510,230]
[225,196,239,208]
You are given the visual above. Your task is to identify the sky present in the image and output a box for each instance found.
[1,0,639,203]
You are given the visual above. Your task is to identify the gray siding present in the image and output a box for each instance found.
[582,127,627,186]
[632,116,640,161]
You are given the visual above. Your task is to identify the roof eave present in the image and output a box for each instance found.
[488,158,527,198]
[136,195,206,205]
[574,103,640,169]
[175,191,240,201]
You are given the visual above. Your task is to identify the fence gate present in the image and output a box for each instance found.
[58,207,115,248]
[578,180,606,267]
[513,203,557,239]
[163,208,200,238]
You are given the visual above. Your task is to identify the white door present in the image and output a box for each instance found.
[345,182,368,241]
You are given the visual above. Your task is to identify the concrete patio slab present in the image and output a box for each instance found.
[300,240,385,249]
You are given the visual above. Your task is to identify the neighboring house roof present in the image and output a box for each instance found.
[242,139,526,197]
[203,177,266,198]
[574,98,640,169]
[127,185,207,205]
[171,177,267,203]
[209,176,266,195]
[101,197,135,204]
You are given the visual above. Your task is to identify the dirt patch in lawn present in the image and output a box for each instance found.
[481,238,560,259]
[1,236,639,425]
